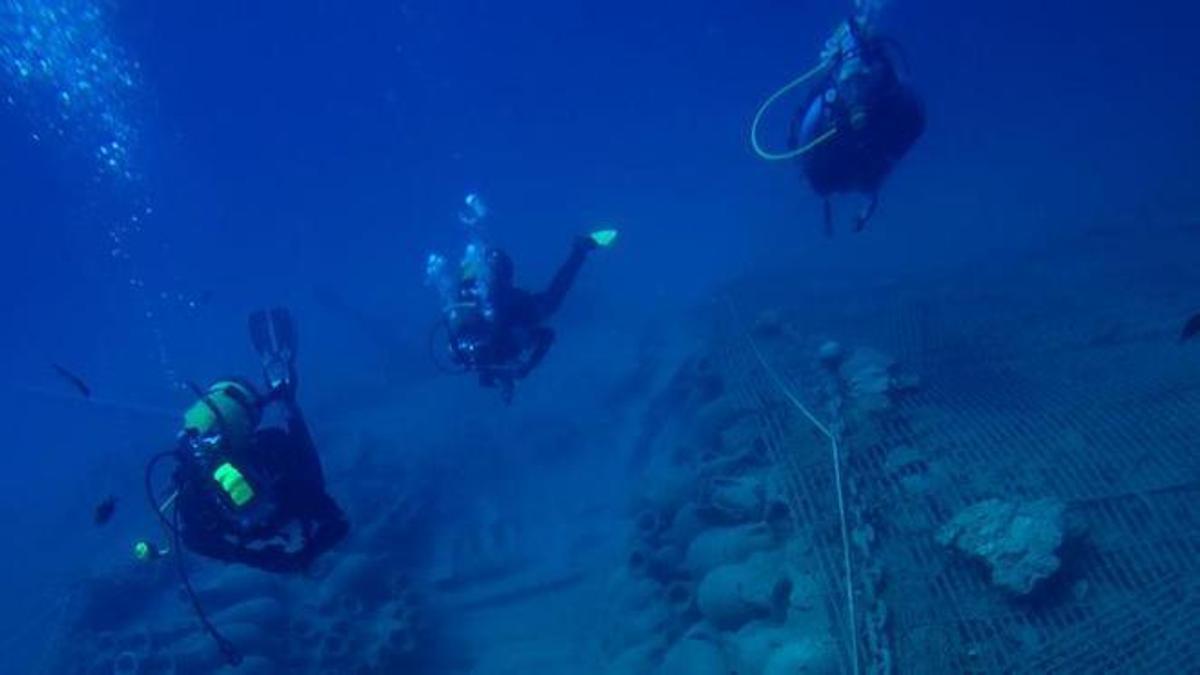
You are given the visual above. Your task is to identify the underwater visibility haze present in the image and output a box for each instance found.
[1,0,1198,672]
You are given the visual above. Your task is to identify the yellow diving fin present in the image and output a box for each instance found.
[589,228,619,248]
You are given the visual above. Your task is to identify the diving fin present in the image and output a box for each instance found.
[588,228,619,248]
[1181,313,1200,343]
[248,307,297,391]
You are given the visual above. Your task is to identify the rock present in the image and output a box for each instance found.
[609,640,664,675]
[726,621,788,674]
[663,580,696,622]
[634,461,695,515]
[317,552,388,614]
[112,651,139,675]
[663,502,705,549]
[175,632,239,674]
[216,655,275,675]
[817,341,844,369]
[839,348,897,412]
[701,476,766,524]
[684,523,776,576]
[751,310,785,338]
[716,416,765,462]
[634,507,670,543]
[608,603,672,656]
[363,596,426,669]
[629,543,685,582]
[212,597,287,630]
[696,553,792,631]
[762,638,836,675]
[607,569,660,614]
[658,634,728,675]
[196,567,285,612]
[937,498,1071,595]
[883,445,925,476]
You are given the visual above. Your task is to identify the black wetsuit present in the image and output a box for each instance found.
[790,26,925,232]
[450,237,593,393]
[175,394,348,573]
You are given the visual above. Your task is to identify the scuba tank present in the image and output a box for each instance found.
[179,381,277,532]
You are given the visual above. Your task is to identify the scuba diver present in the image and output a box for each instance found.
[138,309,349,664]
[751,15,925,235]
[428,227,618,403]
[143,307,348,573]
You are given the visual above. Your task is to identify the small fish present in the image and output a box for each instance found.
[51,363,91,398]
[93,496,118,526]
[1181,313,1200,343]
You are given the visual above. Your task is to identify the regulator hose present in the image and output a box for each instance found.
[144,450,242,666]
[749,61,839,161]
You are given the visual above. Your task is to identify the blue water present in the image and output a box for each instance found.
[1,0,1198,673]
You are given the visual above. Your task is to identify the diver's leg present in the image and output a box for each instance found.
[297,493,350,565]
[249,307,298,394]
[536,238,592,320]
[181,526,304,572]
[854,193,879,232]
[181,527,242,565]
[516,327,555,379]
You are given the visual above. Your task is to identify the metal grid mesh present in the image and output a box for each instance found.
[720,229,1200,674]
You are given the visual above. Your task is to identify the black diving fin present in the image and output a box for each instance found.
[1182,312,1200,343]
[249,307,297,391]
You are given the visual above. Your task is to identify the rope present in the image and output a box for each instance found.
[724,297,861,675]
[750,61,839,162]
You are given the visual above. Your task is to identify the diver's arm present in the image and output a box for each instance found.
[258,387,319,456]
[297,493,350,563]
[275,400,330,492]
[260,387,318,465]
[534,237,593,321]
[281,398,316,455]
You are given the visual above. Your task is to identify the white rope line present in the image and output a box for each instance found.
[724,297,861,675]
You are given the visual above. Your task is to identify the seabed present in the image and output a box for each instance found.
[39,222,1200,674]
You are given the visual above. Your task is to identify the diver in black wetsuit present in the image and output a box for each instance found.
[435,230,617,402]
[149,309,348,574]
[789,17,925,234]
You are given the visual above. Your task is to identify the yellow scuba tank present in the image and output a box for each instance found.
[182,381,261,451]
[181,382,273,522]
